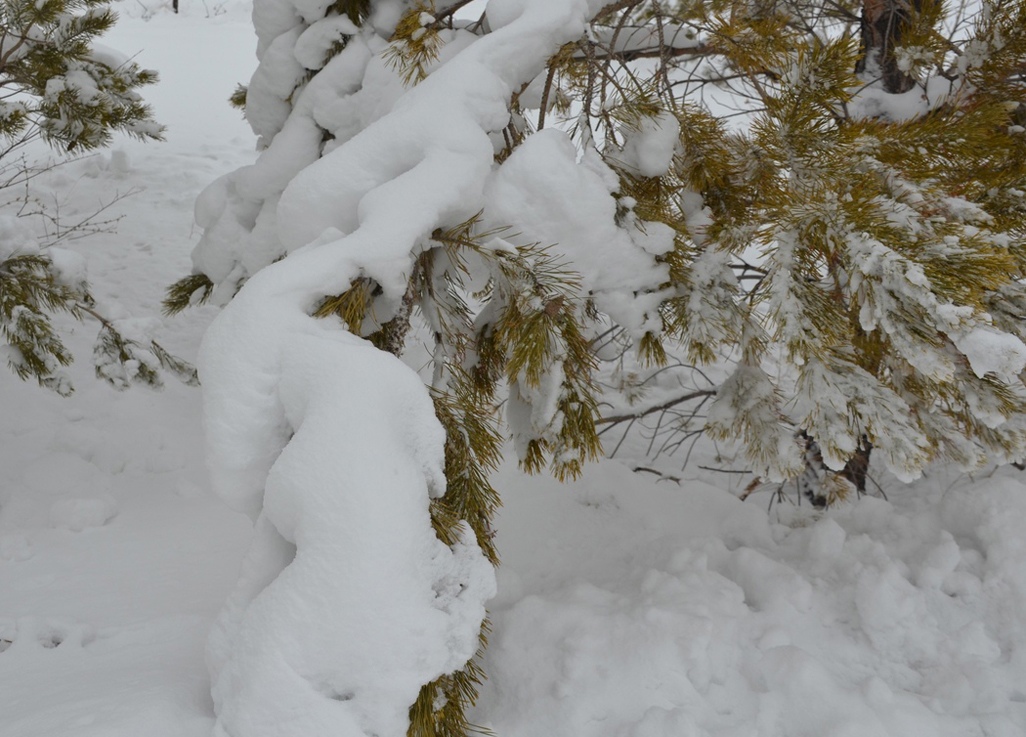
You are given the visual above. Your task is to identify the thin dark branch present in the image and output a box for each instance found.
[574,40,721,63]
[631,465,682,483]
[597,388,717,425]
[432,0,477,24]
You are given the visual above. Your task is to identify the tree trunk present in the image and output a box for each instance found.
[798,432,873,508]
[856,0,919,93]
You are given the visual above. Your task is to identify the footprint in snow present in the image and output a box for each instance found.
[49,495,119,531]
[0,531,33,561]
[0,617,96,654]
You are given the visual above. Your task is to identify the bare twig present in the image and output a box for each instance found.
[597,388,716,425]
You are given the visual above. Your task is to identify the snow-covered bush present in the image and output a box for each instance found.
[0,0,179,393]
[172,0,1026,733]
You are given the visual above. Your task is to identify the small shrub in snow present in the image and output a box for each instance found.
[0,0,187,393]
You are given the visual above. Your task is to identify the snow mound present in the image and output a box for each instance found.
[476,462,1026,737]
[203,324,495,737]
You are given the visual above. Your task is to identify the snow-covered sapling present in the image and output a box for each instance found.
[0,0,188,394]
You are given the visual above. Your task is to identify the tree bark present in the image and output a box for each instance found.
[798,432,872,508]
[856,0,920,93]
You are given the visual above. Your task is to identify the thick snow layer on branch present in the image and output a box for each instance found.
[203,306,494,737]
[950,325,1026,382]
[484,129,668,334]
[192,34,375,295]
[196,0,617,735]
[615,110,680,178]
[246,26,306,144]
[294,15,359,70]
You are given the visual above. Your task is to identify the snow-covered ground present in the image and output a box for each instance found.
[1,3,1025,736]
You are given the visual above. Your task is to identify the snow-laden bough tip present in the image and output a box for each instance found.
[195,0,615,735]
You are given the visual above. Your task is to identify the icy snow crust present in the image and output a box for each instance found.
[196,0,621,735]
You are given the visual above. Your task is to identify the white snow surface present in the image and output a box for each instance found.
[0,3,1025,737]
[200,307,494,736]
[615,109,680,178]
[484,128,668,334]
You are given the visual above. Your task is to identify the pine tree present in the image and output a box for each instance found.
[172,0,1026,734]
[0,0,176,394]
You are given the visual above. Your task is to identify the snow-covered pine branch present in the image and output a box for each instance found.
[176,0,1026,733]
